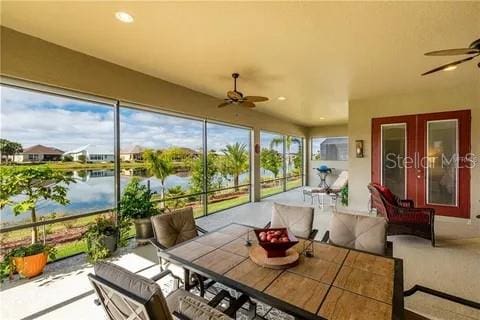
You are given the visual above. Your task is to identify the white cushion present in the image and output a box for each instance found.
[271,203,314,238]
[330,171,348,191]
[328,211,387,255]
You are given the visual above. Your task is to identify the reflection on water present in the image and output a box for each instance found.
[1,169,191,224]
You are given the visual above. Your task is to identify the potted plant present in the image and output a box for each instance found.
[84,217,118,263]
[0,243,56,281]
[119,178,159,241]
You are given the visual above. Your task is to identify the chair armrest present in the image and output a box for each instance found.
[264,221,271,229]
[309,229,318,240]
[151,269,174,282]
[398,207,435,217]
[321,230,330,243]
[149,237,168,250]
[195,225,208,234]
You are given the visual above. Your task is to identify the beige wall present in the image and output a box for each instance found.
[348,84,480,220]
[0,27,308,201]
[307,124,348,186]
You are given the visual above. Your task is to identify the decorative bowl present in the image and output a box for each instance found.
[254,228,299,258]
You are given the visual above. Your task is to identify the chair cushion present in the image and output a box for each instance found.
[330,171,348,191]
[177,295,232,320]
[373,183,396,205]
[94,262,173,320]
[328,212,387,255]
[388,213,430,224]
[151,207,198,248]
[271,203,314,238]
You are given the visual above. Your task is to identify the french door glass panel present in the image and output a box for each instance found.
[381,124,406,198]
[427,120,458,206]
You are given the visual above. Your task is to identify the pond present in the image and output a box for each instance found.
[0,169,252,225]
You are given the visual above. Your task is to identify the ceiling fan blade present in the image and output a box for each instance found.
[240,101,256,108]
[218,101,231,108]
[421,55,476,76]
[244,96,269,102]
[425,48,479,56]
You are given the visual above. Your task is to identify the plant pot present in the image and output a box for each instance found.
[101,233,118,254]
[13,252,48,278]
[134,218,154,240]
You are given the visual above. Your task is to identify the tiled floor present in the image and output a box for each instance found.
[1,188,479,320]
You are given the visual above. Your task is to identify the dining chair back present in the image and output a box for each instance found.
[270,203,315,239]
[151,207,199,248]
[325,211,388,255]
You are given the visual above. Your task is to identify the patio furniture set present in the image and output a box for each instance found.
[89,201,405,320]
[302,170,348,209]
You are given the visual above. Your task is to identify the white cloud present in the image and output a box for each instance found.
[0,85,253,152]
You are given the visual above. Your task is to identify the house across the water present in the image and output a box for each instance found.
[14,144,64,162]
[63,144,114,162]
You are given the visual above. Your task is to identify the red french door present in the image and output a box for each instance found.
[372,110,471,218]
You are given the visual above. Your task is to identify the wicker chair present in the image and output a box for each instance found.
[368,183,435,247]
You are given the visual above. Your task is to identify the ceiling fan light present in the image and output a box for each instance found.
[443,65,457,71]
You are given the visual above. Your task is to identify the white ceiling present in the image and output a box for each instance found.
[1,1,479,126]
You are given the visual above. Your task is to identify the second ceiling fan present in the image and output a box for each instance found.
[218,73,269,108]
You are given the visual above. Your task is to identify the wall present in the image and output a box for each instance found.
[348,84,480,220]
[0,27,308,201]
[307,124,348,186]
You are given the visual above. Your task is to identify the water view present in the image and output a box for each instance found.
[0,84,303,260]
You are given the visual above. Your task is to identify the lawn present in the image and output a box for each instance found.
[260,177,302,198]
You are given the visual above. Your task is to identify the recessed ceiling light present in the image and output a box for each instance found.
[115,11,134,23]
[319,117,325,120]
[277,96,287,101]
[443,65,457,71]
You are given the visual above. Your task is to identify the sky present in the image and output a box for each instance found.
[0,85,254,153]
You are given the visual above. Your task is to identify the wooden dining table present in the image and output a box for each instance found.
[157,223,404,320]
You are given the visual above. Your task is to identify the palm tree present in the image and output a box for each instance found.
[221,143,249,191]
[269,136,301,171]
[143,149,174,206]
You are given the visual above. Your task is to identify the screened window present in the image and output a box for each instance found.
[311,137,348,161]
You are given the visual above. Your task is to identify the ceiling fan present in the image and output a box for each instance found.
[218,73,269,108]
[422,38,480,76]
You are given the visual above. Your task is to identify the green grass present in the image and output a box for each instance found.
[260,178,302,198]
[53,240,86,261]
[207,193,250,215]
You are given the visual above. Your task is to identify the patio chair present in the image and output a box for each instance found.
[368,183,435,246]
[321,211,392,256]
[303,171,348,208]
[265,203,317,239]
[150,207,211,296]
[89,261,243,320]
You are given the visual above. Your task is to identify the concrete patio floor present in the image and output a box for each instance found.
[1,188,479,320]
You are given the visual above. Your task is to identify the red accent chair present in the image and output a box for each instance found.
[368,183,435,246]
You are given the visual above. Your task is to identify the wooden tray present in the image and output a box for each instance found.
[249,245,299,269]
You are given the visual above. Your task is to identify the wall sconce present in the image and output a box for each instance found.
[355,140,364,158]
